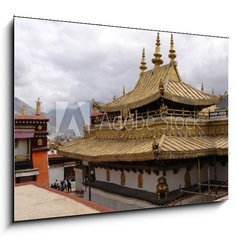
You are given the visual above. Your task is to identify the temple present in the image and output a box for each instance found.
[14,98,49,186]
[58,33,228,206]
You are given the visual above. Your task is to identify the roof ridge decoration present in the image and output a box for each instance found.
[100,34,220,112]
[36,97,42,115]
[152,33,163,71]
[168,34,177,66]
[123,85,126,95]
[21,106,27,115]
[158,134,166,152]
[140,48,147,76]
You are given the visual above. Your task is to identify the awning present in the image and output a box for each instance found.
[15,168,39,177]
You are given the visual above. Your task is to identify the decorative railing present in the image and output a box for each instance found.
[94,108,228,125]
[209,109,228,119]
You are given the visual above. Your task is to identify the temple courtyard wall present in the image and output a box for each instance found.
[75,161,227,193]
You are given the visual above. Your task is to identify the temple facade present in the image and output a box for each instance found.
[58,33,228,205]
[14,98,50,186]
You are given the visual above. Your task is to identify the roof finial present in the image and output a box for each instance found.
[113,95,116,101]
[36,97,42,115]
[21,106,27,115]
[201,82,204,92]
[168,34,177,66]
[152,33,163,69]
[140,48,147,76]
[212,88,214,95]
[123,86,126,95]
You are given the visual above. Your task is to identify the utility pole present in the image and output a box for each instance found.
[198,159,201,193]
[88,163,91,201]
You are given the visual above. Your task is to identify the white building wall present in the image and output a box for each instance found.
[166,168,186,191]
[143,172,158,192]
[49,166,64,185]
[109,170,120,185]
[91,162,228,193]
[95,168,105,182]
[95,167,195,193]
[124,171,138,189]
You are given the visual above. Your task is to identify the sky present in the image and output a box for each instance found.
[14,17,228,112]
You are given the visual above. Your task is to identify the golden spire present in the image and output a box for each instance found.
[36,97,41,115]
[168,34,177,66]
[201,82,204,92]
[21,106,27,115]
[140,48,147,75]
[152,32,163,68]
[123,86,126,95]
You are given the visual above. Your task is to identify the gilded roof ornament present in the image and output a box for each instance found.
[152,33,163,68]
[159,79,165,96]
[92,98,102,110]
[168,34,177,66]
[123,86,126,95]
[36,97,41,115]
[21,105,27,115]
[140,48,147,75]
[201,82,204,92]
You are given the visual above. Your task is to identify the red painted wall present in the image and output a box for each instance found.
[32,151,49,186]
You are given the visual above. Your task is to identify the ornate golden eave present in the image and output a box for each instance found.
[58,135,228,163]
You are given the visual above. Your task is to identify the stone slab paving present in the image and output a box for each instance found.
[14,184,111,222]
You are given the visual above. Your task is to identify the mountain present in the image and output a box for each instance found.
[14,97,55,136]
[14,97,36,115]
[14,97,88,138]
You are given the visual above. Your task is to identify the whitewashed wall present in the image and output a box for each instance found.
[49,166,64,185]
[166,168,186,191]
[93,162,228,193]
[142,172,158,192]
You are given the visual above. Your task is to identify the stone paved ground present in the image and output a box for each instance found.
[83,188,157,211]
[14,184,103,222]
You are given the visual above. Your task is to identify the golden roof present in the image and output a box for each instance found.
[101,64,219,112]
[58,135,227,162]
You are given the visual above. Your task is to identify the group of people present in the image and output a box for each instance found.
[51,179,72,192]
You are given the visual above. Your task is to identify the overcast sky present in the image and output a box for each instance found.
[14,17,228,112]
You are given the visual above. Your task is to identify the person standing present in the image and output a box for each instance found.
[67,179,72,192]
[63,179,68,191]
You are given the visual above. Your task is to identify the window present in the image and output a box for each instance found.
[64,167,75,181]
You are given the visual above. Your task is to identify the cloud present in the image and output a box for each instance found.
[14,18,228,112]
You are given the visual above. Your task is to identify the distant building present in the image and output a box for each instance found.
[48,150,77,187]
[218,94,228,109]
[14,98,49,186]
